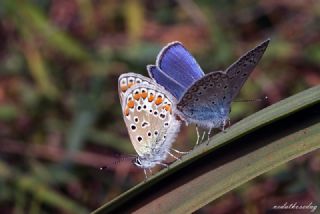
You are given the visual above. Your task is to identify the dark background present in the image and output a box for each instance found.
[0,0,319,213]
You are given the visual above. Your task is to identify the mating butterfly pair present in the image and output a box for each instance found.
[118,39,270,177]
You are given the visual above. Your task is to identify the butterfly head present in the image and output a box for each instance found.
[133,155,161,169]
[133,157,143,168]
[133,156,151,169]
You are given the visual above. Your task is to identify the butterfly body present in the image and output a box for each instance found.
[149,39,270,130]
[118,73,180,171]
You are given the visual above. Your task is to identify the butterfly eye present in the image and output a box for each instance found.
[134,158,141,166]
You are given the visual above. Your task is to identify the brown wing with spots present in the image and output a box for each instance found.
[226,39,269,100]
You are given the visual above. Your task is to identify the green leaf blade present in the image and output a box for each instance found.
[92,86,320,214]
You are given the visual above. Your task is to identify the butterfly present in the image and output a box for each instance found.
[148,39,270,133]
[118,72,182,178]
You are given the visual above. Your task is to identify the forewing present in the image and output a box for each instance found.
[226,39,270,100]
[155,41,205,88]
[147,65,186,100]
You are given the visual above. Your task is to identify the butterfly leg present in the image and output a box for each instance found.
[148,168,153,175]
[143,169,148,180]
[221,119,229,133]
[221,121,226,132]
[167,151,180,161]
[195,125,200,145]
[171,148,189,155]
[158,162,169,168]
[200,131,206,143]
[206,128,212,145]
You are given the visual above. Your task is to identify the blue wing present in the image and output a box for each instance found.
[147,65,186,100]
[155,41,204,88]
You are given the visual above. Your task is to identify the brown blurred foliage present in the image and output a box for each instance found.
[0,0,319,213]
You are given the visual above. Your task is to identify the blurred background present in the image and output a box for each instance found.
[0,0,319,213]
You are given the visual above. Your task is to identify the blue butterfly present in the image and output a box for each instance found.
[148,39,270,132]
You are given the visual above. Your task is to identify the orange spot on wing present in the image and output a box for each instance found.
[133,93,140,100]
[148,95,154,102]
[163,104,172,113]
[124,107,129,116]
[155,97,163,105]
[128,82,135,88]
[141,91,148,99]
[120,85,128,92]
[127,100,135,108]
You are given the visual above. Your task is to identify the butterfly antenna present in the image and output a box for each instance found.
[99,155,136,171]
[234,96,268,103]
